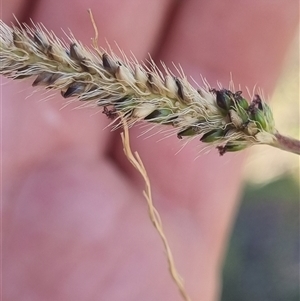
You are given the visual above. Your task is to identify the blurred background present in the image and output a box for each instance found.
[221,35,299,301]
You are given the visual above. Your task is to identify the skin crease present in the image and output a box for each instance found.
[2,0,298,300]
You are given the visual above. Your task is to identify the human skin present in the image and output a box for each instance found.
[2,1,298,300]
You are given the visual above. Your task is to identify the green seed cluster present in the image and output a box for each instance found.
[200,89,276,154]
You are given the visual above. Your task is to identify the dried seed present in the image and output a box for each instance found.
[115,65,135,86]
[144,108,173,122]
[134,65,148,89]
[175,78,184,100]
[102,53,118,75]
[147,73,164,94]
[245,121,259,136]
[132,103,156,119]
[254,95,263,110]
[33,31,49,52]
[177,126,198,138]
[61,82,86,98]
[69,43,84,61]
[44,44,54,60]
[200,129,225,143]
[229,109,244,128]
[47,45,69,64]
[14,73,32,79]
[248,94,263,113]
[32,71,54,86]
[217,142,248,155]
[13,32,26,50]
[102,106,117,119]
[164,75,177,98]
[212,89,232,114]
[47,73,64,85]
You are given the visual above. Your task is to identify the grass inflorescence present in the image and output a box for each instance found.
[0,19,299,155]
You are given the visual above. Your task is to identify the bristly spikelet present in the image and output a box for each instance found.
[0,19,287,155]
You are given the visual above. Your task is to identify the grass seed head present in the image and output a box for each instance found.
[1,19,297,155]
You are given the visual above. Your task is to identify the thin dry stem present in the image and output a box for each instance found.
[87,9,100,55]
[94,12,191,300]
[120,116,192,301]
